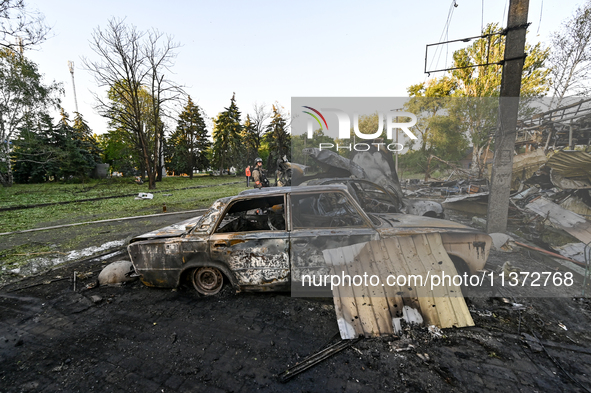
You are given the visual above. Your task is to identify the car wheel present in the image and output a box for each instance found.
[192,267,223,295]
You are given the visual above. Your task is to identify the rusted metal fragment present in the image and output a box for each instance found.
[404,199,444,218]
[550,171,591,190]
[442,192,489,215]
[303,147,406,206]
[131,216,203,240]
[526,197,591,244]
[547,150,591,189]
[326,233,474,339]
[559,194,591,217]
[302,148,368,179]
[278,337,361,382]
[350,146,404,205]
[511,149,547,190]
[210,234,290,289]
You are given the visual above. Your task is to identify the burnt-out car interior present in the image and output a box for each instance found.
[291,192,369,228]
[215,195,286,233]
[308,179,401,214]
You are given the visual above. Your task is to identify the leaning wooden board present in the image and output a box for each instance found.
[323,233,474,339]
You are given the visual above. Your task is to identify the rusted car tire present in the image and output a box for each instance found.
[192,267,224,295]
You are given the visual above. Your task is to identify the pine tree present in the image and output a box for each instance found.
[264,104,290,171]
[11,114,56,183]
[242,114,259,167]
[212,93,243,173]
[73,112,102,169]
[171,96,210,178]
[54,109,96,181]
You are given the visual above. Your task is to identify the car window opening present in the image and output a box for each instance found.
[291,192,368,229]
[215,196,286,233]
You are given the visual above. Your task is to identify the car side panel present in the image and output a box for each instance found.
[128,238,185,288]
[208,232,290,291]
[440,232,492,273]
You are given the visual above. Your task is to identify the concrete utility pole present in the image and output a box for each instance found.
[486,0,529,234]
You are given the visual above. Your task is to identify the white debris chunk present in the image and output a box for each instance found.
[98,260,136,286]
[489,233,515,252]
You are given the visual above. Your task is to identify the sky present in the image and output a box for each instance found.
[21,0,585,135]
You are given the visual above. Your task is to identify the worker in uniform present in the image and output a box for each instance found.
[251,157,269,189]
[245,165,251,187]
[275,156,291,187]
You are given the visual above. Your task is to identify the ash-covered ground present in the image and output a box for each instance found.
[1,211,591,392]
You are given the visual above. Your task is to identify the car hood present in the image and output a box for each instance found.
[373,213,480,234]
[130,216,203,242]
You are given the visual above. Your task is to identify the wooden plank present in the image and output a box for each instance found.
[526,197,591,244]
[425,233,474,328]
[329,246,366,339]
[326,235,474,339]
[345,243,385,336]
[413,234,450,327]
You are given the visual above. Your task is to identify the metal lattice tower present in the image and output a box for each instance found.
[68,61,79,114]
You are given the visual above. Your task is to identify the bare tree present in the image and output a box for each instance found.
[84,18,182,189]
[144,30,183,181]
[0,0,50,50]
[549,0,591,108]
[250,103,270,151]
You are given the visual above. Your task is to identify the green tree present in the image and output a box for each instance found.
[447,24,550,98]
[0,48,62,186]
[407,23,550,177]
[404,82,468,178]
[11,113,58,183]
[263,104,291,172]
[11,110,99,183]
[103,82,164,181]
[168,96,210,176]
[212,93,243,172]
[72,112,102,168]
[97,128,140,176]
[242,114,259,167]
[53,110,90,180]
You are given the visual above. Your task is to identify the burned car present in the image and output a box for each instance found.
[302,178,444,218]
[128,185,491,296]
[294,148,445,218]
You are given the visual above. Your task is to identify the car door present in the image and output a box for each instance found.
[208,193,290,291]
[289,189,379,296]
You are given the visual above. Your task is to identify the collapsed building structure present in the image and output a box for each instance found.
[413,99,591,283]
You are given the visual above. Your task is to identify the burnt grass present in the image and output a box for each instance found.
[1,213,591,392]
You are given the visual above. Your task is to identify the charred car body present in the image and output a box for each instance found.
[303,178,444,218]
[295,147,445,218]
[128,186,491,295]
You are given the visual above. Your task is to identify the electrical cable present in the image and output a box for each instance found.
[426,0,457,81]
[537,0,544,35]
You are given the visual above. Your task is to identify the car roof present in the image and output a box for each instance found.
[238,184,348,197]
[308,178,379,185]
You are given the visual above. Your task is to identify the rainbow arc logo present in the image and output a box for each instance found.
[302,106,328,131]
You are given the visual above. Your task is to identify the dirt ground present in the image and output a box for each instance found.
[1,210,591,392]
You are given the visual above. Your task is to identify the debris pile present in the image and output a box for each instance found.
[426,147,591,277]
